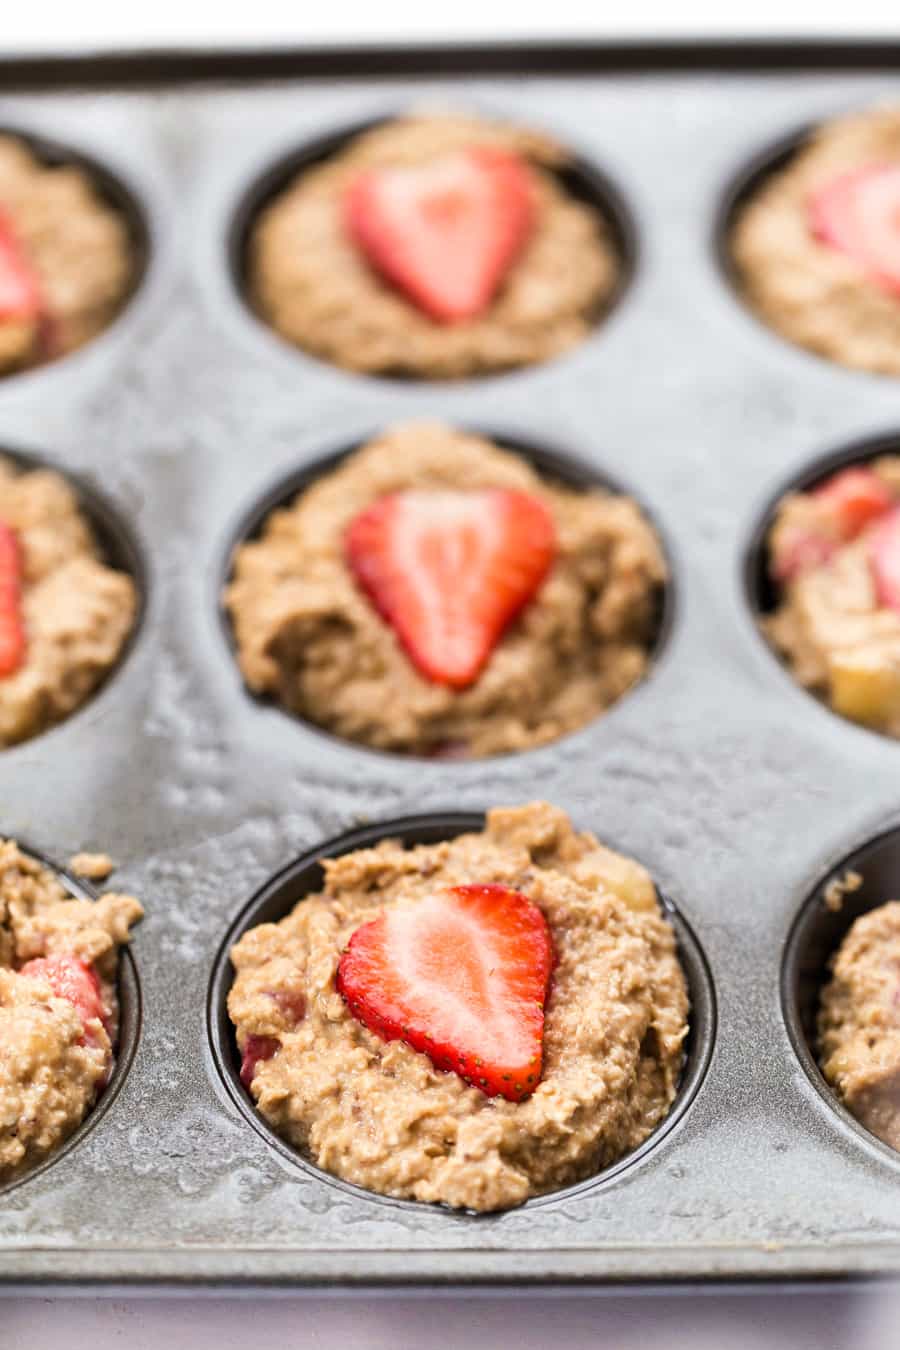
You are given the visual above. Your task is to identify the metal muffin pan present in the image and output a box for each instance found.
[2,43,900,1291]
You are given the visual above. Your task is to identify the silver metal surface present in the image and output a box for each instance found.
[1,55,900,1289]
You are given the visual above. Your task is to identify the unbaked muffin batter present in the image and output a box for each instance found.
[0,841,142,1179]
[225,423,666,757]
[820,899,900,1151]
[248,113,620,379]
[0,134,135,375]
[765,455,900,737]
[0,457,137,747]
[228,802,689,1212]
[731,105,900,376]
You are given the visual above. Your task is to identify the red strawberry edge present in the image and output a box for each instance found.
[0,522,25,677]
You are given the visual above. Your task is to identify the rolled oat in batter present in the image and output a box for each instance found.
[819,900,900,1152]
[0,840,142,1179]
[0,457,137,747]
[248,113,619,378]
[225,423,665,757]
[228,802,688,1212]
[731,106,900,376]
[0,134,135,375]
[765,455,900,737]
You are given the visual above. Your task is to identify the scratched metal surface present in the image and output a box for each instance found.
[1,56,900,1290]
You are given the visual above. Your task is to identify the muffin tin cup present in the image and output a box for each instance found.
[207,811,716,1215]
[0,848,142,1198]
[5,44,900,1292]
[224,108,638,388]
[781,821,900,1174]
[742,427,900,745]
[0,121,161,397]
[217,427,677,762]
[0,442,148,753]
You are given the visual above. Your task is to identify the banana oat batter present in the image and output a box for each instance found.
[0,134,135,375]
[0,841,142,1180]
[0,457,137,747]
[765,455,900,737]
[731,105,900,376]
[819,900,900,1152]
[248,113,620,379]
[225,423,666,758]
[229,802,689,1212]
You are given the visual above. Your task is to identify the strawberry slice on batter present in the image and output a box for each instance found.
[0,210,41,325]
[345,487,556,688]
[0,523,25,677]
[19,954,107,1046]
[809,163,900,294]
[870,506,900,613]
[771,466,894,583]
[344,146,534,322]
[336,883,554,1101]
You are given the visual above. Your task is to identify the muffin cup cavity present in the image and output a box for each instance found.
[0,848,142,1196]
[218,429,676,762]
[781,824,900,1171]
[0,444,147,749]
[715,121,809,318]
[717,109,900,378]
[207,812,716,1215]
[743,430,900,740]
[225,114,637,384]
[0,124,152,382]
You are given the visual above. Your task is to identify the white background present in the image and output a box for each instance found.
[4,3,900,1346]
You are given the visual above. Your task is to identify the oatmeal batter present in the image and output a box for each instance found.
[0,134,135,375]
[731,105,900,376]
[765,455,900,737]
[248,113,620,379]
[228,801,689,1212]
[225,423,666,757]
[0,457,137,747]
[0,840,142,1179]
[819,900,900,1151]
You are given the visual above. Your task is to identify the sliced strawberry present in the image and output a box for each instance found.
[0,210,41,323]
[814,466,894,536]
[0,523,25,677]
[870,506,900,612]
[344,146,534,322]
[19,954,106,1045]
[345,488,556,688]
[810,163,900,295]
[772,466,894,583]
[336,883,554,1101]
[239,1034,279,1089]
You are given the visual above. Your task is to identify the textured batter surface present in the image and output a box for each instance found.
[765,455,900,738]
[248,113,619,378]
[0,457,137,747]
[0,134,135,375]
[228,802,688,1212]
[819,900,900,1151]
[0,840,142,1179]
[225,423,666,757]
[731,105,900,376]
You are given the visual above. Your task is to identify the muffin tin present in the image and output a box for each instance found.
[3,42,900,1292]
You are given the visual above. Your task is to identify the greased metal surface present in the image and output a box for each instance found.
[1,55,900,1289]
